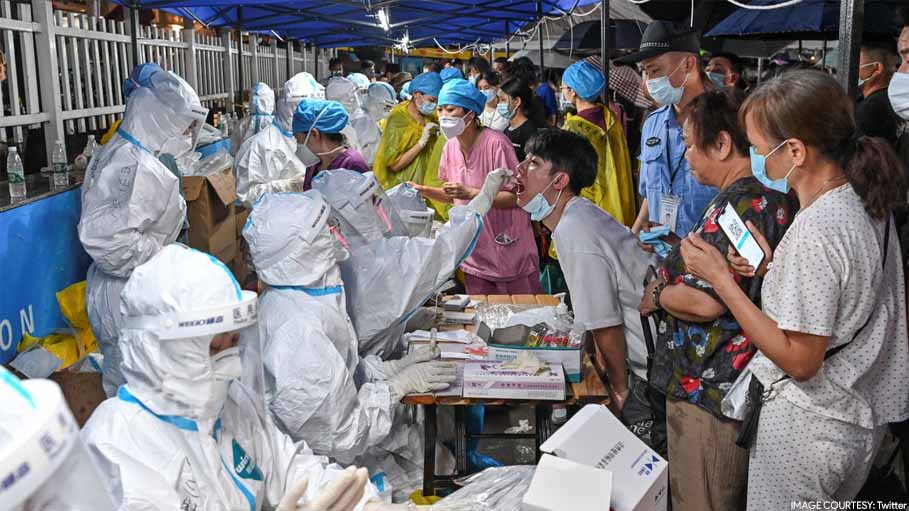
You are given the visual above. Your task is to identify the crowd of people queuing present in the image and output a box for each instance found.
[13,7,906,511]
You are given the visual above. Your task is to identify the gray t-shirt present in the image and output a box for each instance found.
[750,184,909,429]
[553,197,656,380]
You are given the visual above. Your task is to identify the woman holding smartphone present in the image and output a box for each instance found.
[639,88,797,511]
[680,71,909,508]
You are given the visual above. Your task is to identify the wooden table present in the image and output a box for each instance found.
[401,295,610,497]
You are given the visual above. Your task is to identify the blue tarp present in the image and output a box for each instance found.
[707,0,903,40]
[118,0,582,47]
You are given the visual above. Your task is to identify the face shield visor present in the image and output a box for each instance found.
[311,170,409,246]
[386,182,434,238]
[158,104,210,159]
[0,370,117,511]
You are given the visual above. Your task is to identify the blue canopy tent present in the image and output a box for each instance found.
[706,0,903,40]
[117,0,583,47]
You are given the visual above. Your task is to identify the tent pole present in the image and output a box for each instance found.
[505,20,510,57]
[537,1,544,75]
[315,46,320,81]
[236,7,244,100]
[600,0,609,102]
[837,0,863,97]
[757,57,763,85]
[128,3,140,69]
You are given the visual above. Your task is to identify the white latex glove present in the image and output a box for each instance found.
[418,122,438,148]
[277,466,368,511]
[389,361,458,400]
[465,167,514,216]
[382,345,441,378]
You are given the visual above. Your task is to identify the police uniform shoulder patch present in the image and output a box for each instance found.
[646,137,661,147]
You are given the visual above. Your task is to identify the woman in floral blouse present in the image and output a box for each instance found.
[639,88,798,511]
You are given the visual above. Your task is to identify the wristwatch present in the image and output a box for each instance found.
[652,280,667,309]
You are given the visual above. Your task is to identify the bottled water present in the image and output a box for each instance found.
[7,146,25,199]
[52,139,67,188]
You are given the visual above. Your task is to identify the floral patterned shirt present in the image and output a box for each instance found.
[650,176,798,419]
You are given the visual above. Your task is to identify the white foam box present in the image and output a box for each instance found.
[462,360,565,400]
[487,344,582,383]
[540,404,668,511]
[522,454,613,511]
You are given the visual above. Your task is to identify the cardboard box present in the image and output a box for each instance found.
[183,166,238,265]
[487,344,582,383]
[462,360,565,400]
[540,404,668,511]
[523,454,613,511]
[49,371,106,427]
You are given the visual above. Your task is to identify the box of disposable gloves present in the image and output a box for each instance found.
[539,404,668,511]
[183,165,237,265]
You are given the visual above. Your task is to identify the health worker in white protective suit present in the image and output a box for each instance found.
[366,81,398,127]
[312,167,510,359]
[326,75,382,167]
[0,367,117,511]
[235,72,324,206]
[81,244,384,511]
[79,68,205,396]
[243,191,459,499]
[231,82,276,156]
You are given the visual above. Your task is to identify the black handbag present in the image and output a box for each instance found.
[735,217,891,449]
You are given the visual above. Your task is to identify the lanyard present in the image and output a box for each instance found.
[117,128,154,155]
[270,284,343,296]
[664,110,686,195]
[117,386,255,511]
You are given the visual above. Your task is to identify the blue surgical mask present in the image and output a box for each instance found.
[417,99,437,116]
[750,139,795,193]
[496,102,516,120]
[707,72,726,89]
[481,89,497,104]
[521,177,562,221]
[646,60,688,106]
[469,75,479,86]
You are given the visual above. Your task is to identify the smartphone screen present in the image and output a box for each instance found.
[717,203,765,270]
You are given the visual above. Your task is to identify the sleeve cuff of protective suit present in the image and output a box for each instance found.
[358,355,389,382]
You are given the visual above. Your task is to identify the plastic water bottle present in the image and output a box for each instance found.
[84,134,98,159]
[52,139,67,188]
[7,146,25,199]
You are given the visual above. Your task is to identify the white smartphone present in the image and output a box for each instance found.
[717,202,765,270]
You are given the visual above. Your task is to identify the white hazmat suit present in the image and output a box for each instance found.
[231,82,276,156]
[365,82,397,126]
[325,76,382,167]
[235,72,323,206]
[312,168,509,359]
[81,244,376,511]
[79,70,205,396]
[243,192,457,501]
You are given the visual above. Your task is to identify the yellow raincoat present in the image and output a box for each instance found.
[562,104,636,227]
[373,100,449,219]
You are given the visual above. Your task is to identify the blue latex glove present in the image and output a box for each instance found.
[639,226,673,259]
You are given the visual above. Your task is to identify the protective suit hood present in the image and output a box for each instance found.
[120,71,207,154]
[275,72,324,132]
[243,191,347,288]
[326,76,361,116]
[250,82,276,117]
[118,244,257,421]
[387,182,434,238]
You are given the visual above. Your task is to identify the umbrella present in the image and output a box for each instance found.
[553,19,648,52]
[706,0,903,40]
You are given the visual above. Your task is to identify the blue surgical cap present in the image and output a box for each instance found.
[400,81,413,100]
[563,60,606,101]
[438,79,487,115]
[440,67,464,83]
[123,63,164,99]
[292,99,349,135]
[409,72,443,98]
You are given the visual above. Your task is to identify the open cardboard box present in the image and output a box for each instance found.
[183,166,237,265]
[540,404,668,511]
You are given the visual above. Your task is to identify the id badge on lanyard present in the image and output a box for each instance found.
[658,123,682,233]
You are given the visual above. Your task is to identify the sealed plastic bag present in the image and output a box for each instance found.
[430,466,536,511]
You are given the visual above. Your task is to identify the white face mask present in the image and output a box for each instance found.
[297,137,321,167]
[889,72,909,120]
[203,345,242,417]
[645,59,689,106]
[440,114,472,139]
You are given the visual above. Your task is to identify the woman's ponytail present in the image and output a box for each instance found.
[841,135,907,220]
